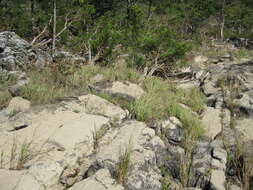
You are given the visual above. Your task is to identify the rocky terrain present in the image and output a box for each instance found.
[0,32,253,190]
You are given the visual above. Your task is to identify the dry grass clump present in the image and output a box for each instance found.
[116,142,133,186]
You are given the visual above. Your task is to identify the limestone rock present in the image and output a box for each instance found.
[79,94,127,121]
[95,120,165,190]
[193,55,208,65]
[69,169,124,190]
[202,80,220,96]
[14,161,64,190]
[229,185,243,190]
[53,50,86,65]
[165,124,184,145]
[0,31,34,70]
[89,81,144,101]
[6,97,31,114]
[8,79,29,97]
[201,107,222,139]
[50,113,109,150]
[209,170,226,190]
[0,169,24,190]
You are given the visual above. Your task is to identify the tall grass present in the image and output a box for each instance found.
[225,139,253,190]
[0,72,16,109]
[116,142,133,186]
[129,77,204,138]
[20,64,141,105]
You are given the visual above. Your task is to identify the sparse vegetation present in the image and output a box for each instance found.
[129,77,204,138]
[16,140,33,170]
[0,91,12,110]
[234,48,253,59]
[8,110,20,118]
[160,165,172,190]
[0,136,47,170]
[20,64,141,105]
[225,138,253,190]
[73,109,80,113]
[218,74,241,128]
[180,87,206,114]
[91,125,109,152]
[9,136,18,169]
[0,72,16,109]
[180,130,197,187]
[0,151,4,169]
[116,142,133,186]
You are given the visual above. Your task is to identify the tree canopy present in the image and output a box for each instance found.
[0,0,253,71]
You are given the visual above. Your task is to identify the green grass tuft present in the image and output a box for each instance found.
[0,72,16,109]
[116,142,133,186]
[128,77,204,138]
[20,64,141,105]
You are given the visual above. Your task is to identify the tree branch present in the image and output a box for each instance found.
[31,17,52,45]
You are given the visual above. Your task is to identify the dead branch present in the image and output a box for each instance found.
[33,14,74,48]
[55,15,73,39]
[31,17,52,45]
[88,48,102,65]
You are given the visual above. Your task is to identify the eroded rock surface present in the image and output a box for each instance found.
[89,81,145,101]
[69,169,124,190]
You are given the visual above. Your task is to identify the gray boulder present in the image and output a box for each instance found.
[0,31,52,71]
[14,161,64,190]
[0,31,35,70]
[53,50,86,65]
[93,120,166,190]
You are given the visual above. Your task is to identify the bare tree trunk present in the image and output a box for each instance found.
[147,0,152,20]
[88,40,92,64]
[52,0,56,56]
[220,0,226,40]
[31,0,35,33]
